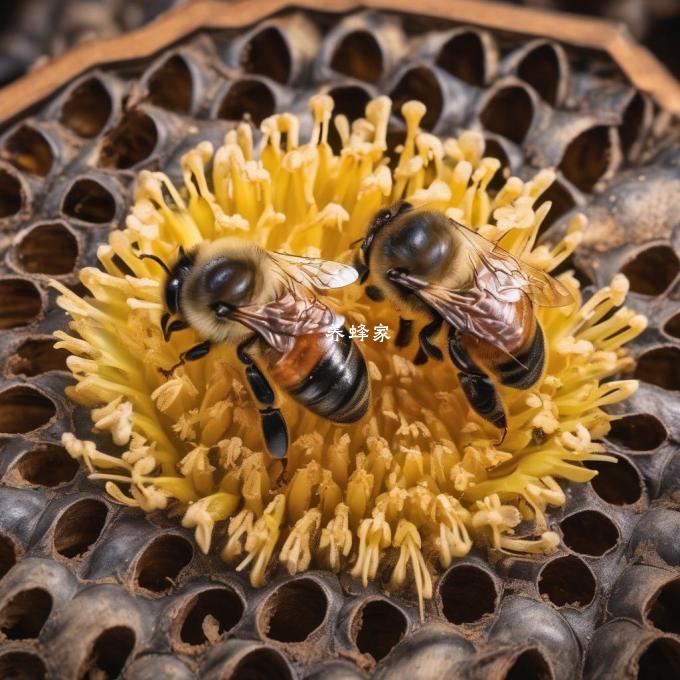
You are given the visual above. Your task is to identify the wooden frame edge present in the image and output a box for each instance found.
[0,0,678,124]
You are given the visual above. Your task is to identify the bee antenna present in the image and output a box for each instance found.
[138,253,171,275]
[349,237,364,248]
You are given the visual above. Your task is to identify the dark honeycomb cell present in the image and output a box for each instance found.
[516,42,566,106]
[584,455,643,505]
[0,278,42,329]
[390,66,443,130]
[0,167,23,218]
[559,510,619,556]
[606,413,667,451]
[538,555,596,608]
[0,587,52,639]
[15,443,79,487]
[559,125,614,192]
[146,55,194,114]
[134,534,193,593]
[216,79,276,126]
[330,30,383,84]
[0,386,55,434]
[176,586,244,647]
[7,337,69,377]
[352,598,407,661]
[60,77,113,138]
[621,245,679,296]
[438,564,498,624]
[480,84,535,144]
[98,110,159,169]
[0,650,47,680]
[241,26,292,84]
[53,499,108,558]
[2,125,54,176]
[0,535,17,579]
[84,625,136,679]
[435,30,488,86]
[634,348,680,392]
[260,578,328,643]
[62,178,116,223]
[15,222,79,275]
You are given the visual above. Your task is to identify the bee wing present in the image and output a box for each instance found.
[453,221,574,308]
[230,289,344,354]
[270,252,358,290]
[410,280,516,351]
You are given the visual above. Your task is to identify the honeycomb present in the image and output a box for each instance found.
[0,3,678,678]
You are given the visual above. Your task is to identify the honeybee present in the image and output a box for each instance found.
[140,238,370,458]
[358,202,573,435]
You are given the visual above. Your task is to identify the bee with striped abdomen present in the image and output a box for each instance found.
[141,237,370,458]
[358,202,573,437]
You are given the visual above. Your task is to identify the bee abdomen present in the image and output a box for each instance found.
[287,331,369,423]
[497,326,545,389]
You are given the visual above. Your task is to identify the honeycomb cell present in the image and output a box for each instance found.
[0,587,52,639]
[60,77,113,138]
[330,30,382,83]
[634,348,680,392]
[0,650,46,680]
[15,222,79,275]
[0,279,42,329]
[230,647,294,680]
[241,26,291,84]
[559,125,613,192]
[621,245,679,296]
[352,598,407,661]
[390,67,443,130]
[53,499,108,558]
[216,79,276,126]
[2,125,53,176]
[135,535,193,593]
[79,626,135,679]
[637,637,680,680]
[585,455,643,505]
[646,578,680,635]
[607,413,667,451]
[619,92,650,157]
[7,337,69,376]
[146,55,194,114]
[559,510,619,556]
[480,85,534,143]
[438,564,498,624]
[663,312,680,339]
[98,110,158,169]
[504,648,552,680]
[177,586,244,646]
[435,31,487,86]
[0,167,22,218]
[538,555,596,608]
[261,578,328,643]
[62,178,116,223]
[0,534,16,580]
[16,444,79,487]
[0,386,55,434]
[516,42,566,106]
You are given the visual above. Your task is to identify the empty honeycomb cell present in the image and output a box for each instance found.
[607,413,667,451]
[216,79,276,126]
[15,222,79,275]
[176,586,244,647]
[79,625,135,679]
[16,444,79,487]
[621,245,679,296]
[390,67,443,130]
[330,30,383,84]
[438,564,498,624]
[435,30,489,86]
[352,598,407,662]
[7,337,69,376]
[0,386,55,434]
[0,167,22,218]
[0,534,16,580]
[241,26,292,85]
[62,178,116,223]
[646,578,680,635]
[559,125,615,192]
[327,85,372,152]
[536,175,578,232]
[0,279,41,329]
[619,92,651,157]
[229,647,294,680]
[134,534,193,593]
[504,648,552,680]
[480,84,535,144]
[585,455,643,505]
[0,587,52,639]
[538,555,596,608]
[146,55,194,114]
[53,499,108,558]
[559,510,619,556]
[634,348,680,392]
[637,637,680,680]
[663,312,680,339]
[2,125,53,176]
[0,650,46,680]
[97,110,159,169]
[60,77,113,138]
[516,42,567,106]
[260,578,328,643]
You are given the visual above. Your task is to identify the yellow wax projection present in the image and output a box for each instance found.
[51,95,645,618]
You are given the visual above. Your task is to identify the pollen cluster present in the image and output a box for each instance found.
[52,95,645,614]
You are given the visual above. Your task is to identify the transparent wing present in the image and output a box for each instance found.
[270,252,358,290]
[231,288,344,354]
[453,221,574,308]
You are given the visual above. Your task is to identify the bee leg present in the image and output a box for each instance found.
[237,335,289,459]
[162,339,211,376]
[448,330,507,431]
[164,319,189,341]
[417,316,443,362]
[396,318,414,348]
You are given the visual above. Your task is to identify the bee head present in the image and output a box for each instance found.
[198,256,256,318]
